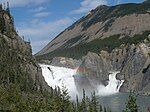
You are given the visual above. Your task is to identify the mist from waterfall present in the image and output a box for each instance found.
[39,64,124,99]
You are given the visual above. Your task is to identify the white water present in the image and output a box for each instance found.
[98,71,124,96]
[39,64,124,98]
[40,64,78,99]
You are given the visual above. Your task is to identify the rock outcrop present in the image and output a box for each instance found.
[0,6,48,92]
[79,42,150,95]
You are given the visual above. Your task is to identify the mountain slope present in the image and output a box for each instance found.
[36,2,150,60]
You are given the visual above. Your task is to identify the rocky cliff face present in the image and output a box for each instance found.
[78,42,150,95]
[35,2,150,95]
[46,41,150,95]
[0,7,48,92]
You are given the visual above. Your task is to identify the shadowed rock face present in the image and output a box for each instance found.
[77,52,111,85]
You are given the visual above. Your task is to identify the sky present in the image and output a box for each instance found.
[0,0,143,54]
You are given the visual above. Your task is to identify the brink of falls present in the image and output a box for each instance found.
[40,64,124,99]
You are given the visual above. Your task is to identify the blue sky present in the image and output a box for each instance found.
[0,0,143,54]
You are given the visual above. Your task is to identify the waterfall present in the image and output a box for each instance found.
[40,64,124,98]
[40,64,78,99]
[98,71,124,96]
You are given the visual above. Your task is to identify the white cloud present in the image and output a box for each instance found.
[34,12,51,18]
[30,19,41,24]
[30,6,46,12]
[70,0,107,14]
[32,39,49,47]
[19,17,73,38]
[18,17,74,53]
[30,39,50,54]
[116,0,122,4]
[0,0,50,8]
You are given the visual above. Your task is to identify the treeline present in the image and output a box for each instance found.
[0,84,108,112]
[37,31,150,60]
[0,83,142,112]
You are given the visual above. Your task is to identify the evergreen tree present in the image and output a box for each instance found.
[107,107,112,112]
[91,92,98,112]
[71,102,76,112]
[76,95,80,112]
[87,92,100,112]
[80,89,87,112]
[123,92,138,112]
[61,84,71,112]
[99,104,103,112]
[104,107,107,112]
[88,102,94,112]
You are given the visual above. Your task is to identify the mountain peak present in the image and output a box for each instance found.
[36,2,150,60]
